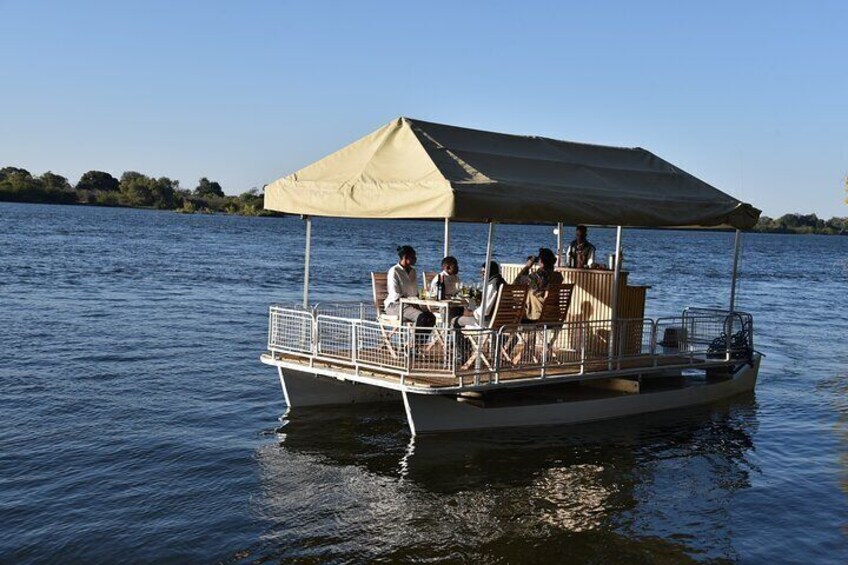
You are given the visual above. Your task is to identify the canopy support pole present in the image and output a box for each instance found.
[556,222,564,267]
[476,221,496,376]
[608,226,623,369]
[444,218,451,257]
[302,215,311,309]
[729,229,742,312]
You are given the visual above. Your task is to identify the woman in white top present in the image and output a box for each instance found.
[384,246,436,332]
[428,256,461,298]
[429,256,464,324]
[456,261,505,328]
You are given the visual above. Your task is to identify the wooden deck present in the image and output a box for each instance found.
[267,348,709,390]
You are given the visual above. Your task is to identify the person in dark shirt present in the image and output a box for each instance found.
[565,224,596,268]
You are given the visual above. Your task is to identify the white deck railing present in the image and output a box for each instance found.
[267,302,754,385]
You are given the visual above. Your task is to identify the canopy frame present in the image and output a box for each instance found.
[302,215,312,309]
[272,118,756,316]
[730,229,742,312]
[293,219,746,357]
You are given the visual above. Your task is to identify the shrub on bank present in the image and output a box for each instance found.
[0,168,77,204]
[0,164,282,216]
[754,214,847,235]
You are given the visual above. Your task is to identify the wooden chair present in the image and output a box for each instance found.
[533,283,574,363]
[371,272,390,315]
[371,272,406,358]
[420,270,440,315]
[422,271,439,293]
[512,283,575,363]
[421,270,454,331]
[460,284,528,370]
[537,283,575,325]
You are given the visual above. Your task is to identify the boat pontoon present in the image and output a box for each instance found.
[260,117,762,435]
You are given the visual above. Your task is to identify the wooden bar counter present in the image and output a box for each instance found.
[501,264,649,355]
[501,265,647,322]
[556,268,647,323]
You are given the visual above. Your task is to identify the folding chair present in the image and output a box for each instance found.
[510,283,575,364]
[419,270,442,328]
[460,284,528,370]
[421,271,439,293]
[371,272,408,359]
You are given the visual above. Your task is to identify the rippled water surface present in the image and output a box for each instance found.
[2,203,847,563]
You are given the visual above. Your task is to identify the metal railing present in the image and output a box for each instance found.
[266,303,754,387]
[268,306,313,356]
[313,301,376,321]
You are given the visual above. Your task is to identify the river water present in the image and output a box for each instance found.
[1,202,847,563]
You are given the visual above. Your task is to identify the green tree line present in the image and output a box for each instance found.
[0,166,278,216]
[2,165,845,231]
[753,213,847,235]
[753,176,848,233]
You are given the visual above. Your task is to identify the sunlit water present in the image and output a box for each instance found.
[1,202,846,563]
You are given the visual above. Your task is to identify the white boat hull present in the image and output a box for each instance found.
[403,355,761,434]
[272,355,761,435]
[277,366,400,408]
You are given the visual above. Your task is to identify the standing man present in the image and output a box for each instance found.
[565,225,596,268]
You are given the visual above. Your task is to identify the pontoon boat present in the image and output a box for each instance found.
[260,118,762,435]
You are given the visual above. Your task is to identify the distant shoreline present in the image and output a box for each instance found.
[3,199,846,235]
[0,196,284,217]
[0,166,282,217]
[2,165,844,233]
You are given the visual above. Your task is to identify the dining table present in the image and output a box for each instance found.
[398,296,469,329]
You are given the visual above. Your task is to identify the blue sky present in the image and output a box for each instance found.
[1,0,846,217]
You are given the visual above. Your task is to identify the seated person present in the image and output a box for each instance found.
[428,256,461,298]
[514,247,562,321]
[384,246,436,334]
[565,224,596,268]
[429,256,464,323]
[457,261,505,328]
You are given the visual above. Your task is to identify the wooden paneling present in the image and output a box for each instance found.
[501,266,645,321]
[501,264,648,355]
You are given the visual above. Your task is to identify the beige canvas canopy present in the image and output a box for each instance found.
[264,117,760,229]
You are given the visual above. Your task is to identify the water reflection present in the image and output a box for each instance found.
[232,398,759,562]
[823,371,848,501]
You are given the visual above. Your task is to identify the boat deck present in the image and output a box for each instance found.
[263,349,719,391]
[264,304,752,393]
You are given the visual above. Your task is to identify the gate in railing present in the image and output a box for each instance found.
[268,306,313,356]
